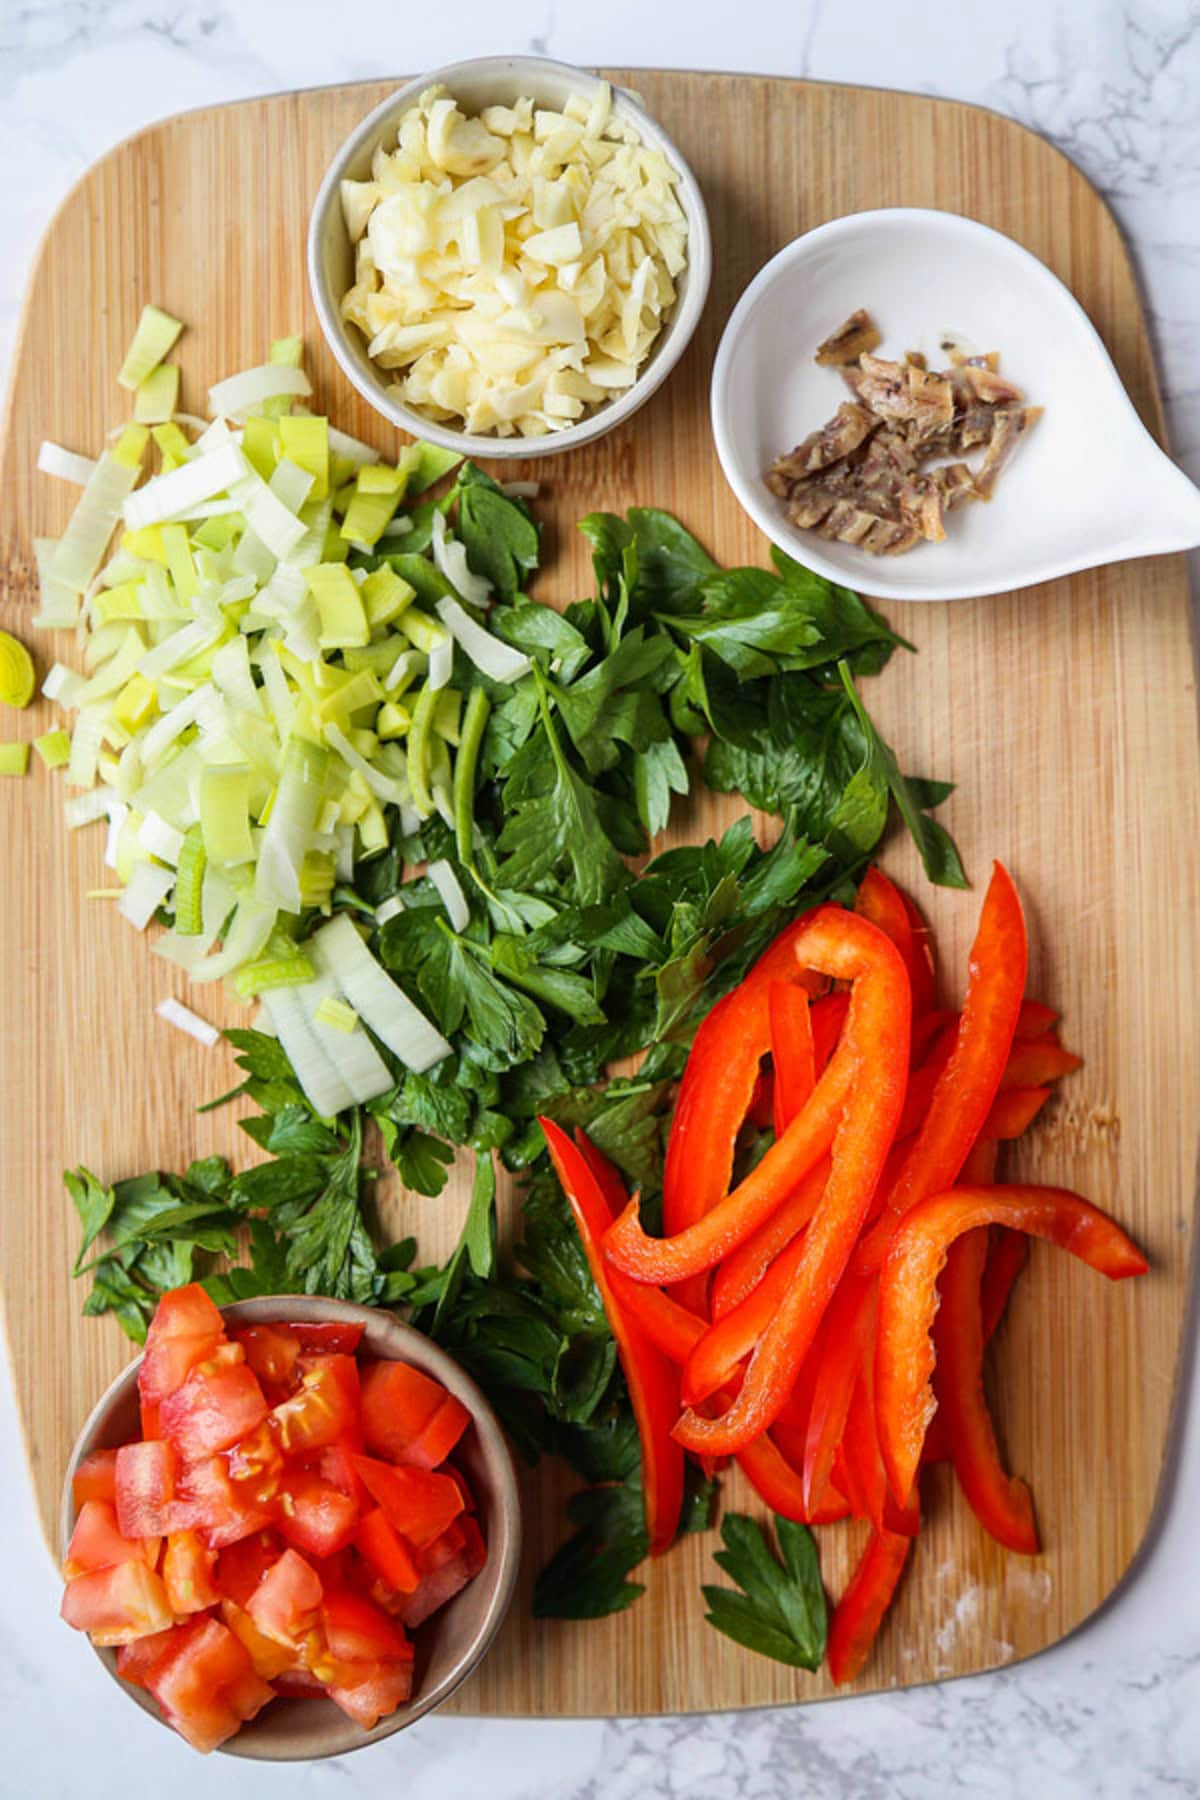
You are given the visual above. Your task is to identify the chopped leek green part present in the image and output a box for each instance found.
[241,416,278,482]
[376,701,411,739]
[269,336,304,368]
[173,824,207,934]
[113,675,158,734]
[160,523,198,603]
[298,851,335,908]
[406,682,439,820]
[200,764,253,866]
[433,687,462,745]
[396,607,448,655]
[304,564,369,649]
[278,416,329,501]
[122,525,166,563]
[314,995,358,1033]
[318,669,383,725]
[361,566,414,629]
[133,364,180,425]
[405,442,463,494]
[117,305,184,391]
[112,424,150,469]
[0,742,30,776]
[92,581,144,623]
[0,630,36,708]
[151,422,191,470]
[358,801,388,854]
[34,728,72,768]
[233,947,315,998]
[339,464,407,548]
[357,464,407,497]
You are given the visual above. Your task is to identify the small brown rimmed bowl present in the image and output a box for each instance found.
[60,1295,521,1762]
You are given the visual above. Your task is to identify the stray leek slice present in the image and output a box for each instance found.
[52,452,143,593]
[0,743,29,776]
[435,595,531,682]
[313,913,450,1073]
[255,737,329,914]
[427,857,469,931]
[134,364,181,425]
[314,995,358,1033]
[0,631,35,708]
[117,305,184,391]
[32,540,81,630]
[375,894,405,926]
[431,510,491,609]
[123,441,246,532]
[270,336,304,368]
[34,728,72,768]
[427,636,454,692]
[37,441,97,486]
[118,858,176,929]
[155,996,219,1046]
[327,425,381,468]
[259,981,356,1117]
[173,825,207,934]
[208,364,312,420]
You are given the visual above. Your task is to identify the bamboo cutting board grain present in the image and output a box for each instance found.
[1,71,1197,1714]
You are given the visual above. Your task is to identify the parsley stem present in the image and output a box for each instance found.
[453,686,491,866]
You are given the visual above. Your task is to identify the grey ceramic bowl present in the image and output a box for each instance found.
[60,1295,521,1762]
[307,54,712,460]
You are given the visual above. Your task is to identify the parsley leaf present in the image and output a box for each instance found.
[702,1513,828,1670]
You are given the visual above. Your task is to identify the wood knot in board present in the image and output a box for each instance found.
[1,556,39,623]
[1036,1096,1121,1150]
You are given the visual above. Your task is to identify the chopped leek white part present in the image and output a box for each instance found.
[314,913,450,1073]
[139,809,185,865]
[52,452,142,593]
[208,364,312,420]
[375,894,405,925]
[118,305,184,390]
[302,967,392,1101]
[123,442,246,531]
[259,981,356,1116]
[32,540,81,630]
[118,859,176,929]
[187,895,277,983]
[38,441,97,486]
[156,996,219,1047]
[435,595,531,682]
[327,426,382,468]
[431,510,492,609]
[63,787,111,829]
[323,722,409,805]
[255,737,329,914]
[104,801,129,868]
[427,858,469,931]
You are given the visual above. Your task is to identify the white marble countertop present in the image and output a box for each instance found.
[3,3,1199,1795]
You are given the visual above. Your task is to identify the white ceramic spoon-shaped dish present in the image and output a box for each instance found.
[711,208,1200,602]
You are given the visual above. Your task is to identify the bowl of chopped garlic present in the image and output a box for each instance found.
[309,56,710,457]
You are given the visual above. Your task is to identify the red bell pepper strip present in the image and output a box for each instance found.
[855,866,917,987]
[540,1120,684,1555]
[1014,999,1058,1039]
[857,862,1028,1273]
[799,1269,876,1513]
[769,983,815,1138]
[909,1007,957,1066]
[667,910,910,1456]
[982,1087,1051,1140]
[932,1225,1039,1554]
[682,1231,812,1405]
[876,1183,1148,1505]
[900,891,937,1020]
[999,1040,1082,1089]
[710,1158,830,1320]
[809,992,850,1075]
[827,1527,914,1686]
[980,1229,1029,1340]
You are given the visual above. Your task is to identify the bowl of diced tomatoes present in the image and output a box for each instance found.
[59,1286,521,1760]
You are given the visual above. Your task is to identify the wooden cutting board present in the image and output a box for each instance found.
[1,70,1197,1715]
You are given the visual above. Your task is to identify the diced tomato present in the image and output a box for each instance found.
[245,1547,323,1649]
[319,1443,368,1508]
[230,1325,301,1397]
[72,1448,118,1508]
[226,1422,285,1503]
[146,1616,272,1754]
[273,1668,325,1697]
[139,1284,225,1407]
[168,1456,273,1550]
[327,1659,414,1729]
[61,1560,174,1645]
[276,1472,359,1559]
[214,1531,281,1608]
[359,1360,445,1462]
[160,1361,269,1463]
[444,1465,476,1513]
[401,1394,471,1471]
[140,1397,162,1440]
[284,1320,366,1355]
[115,1440,177,1539]
[394,1551,472,1629]
[354,1508,420,1595]
[321,1589,411,1664]
[163,1530,219,1615]
[458,1515,488,1578]
[270,1355,360,1455]
[351,1455,464,1549]
[115,1624,180,1689]
[219,1599,296,1681]
[64,1501,155,1579]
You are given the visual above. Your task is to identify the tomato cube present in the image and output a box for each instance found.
[327,1658,414,1729]
[318,1443,368,1508]
[394,1551,472,1629]
[162,1530,219,1615]
[226,1422,285,1503]
[458,1515,488,1578]
[276,1472,359,1559]
[115,1439,177,1538]
[219,1599,296,1681]
[214,1531,280,1608]
[245,1547,323,1649]
[351,1455,463,1549]
[400,1393,471,1470]
[146,1616,273,1753]
[230,1325,301,1396]
[168,1456,273,1550]
[321,1590,411,1664]
[160,1361,269,1462]
[270,1354,360,1455]
[139,1284,225,1406]
[359,1360,445,1461]
[115,1624,181,1689]
[72,1448,118,1509]
[353,1508,420,1594]
[283,1320,365,1355]
[63,1501,154,1579]
[61,1560,174,1645]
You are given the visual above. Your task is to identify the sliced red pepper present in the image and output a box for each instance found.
[710,1158,829,1320]
[827,1527,913,1685]
[683,1231,811,1405]
[809,992,850,1074]
[933,1226,1039,1554]
[1014,999,1058,1039]
[541,1120,684,1555]
[769,983,815,1137]
[667,909,910,1456]
[1000,1040,1082,1089]
[876,1183,1148,1504]
[857,862,1028,1272]
[900,891,938,1019]
[800,1270,876,1513]
[909,1007,958,1067]
[737,1427,850,1525]
[980,1228,1029,1340]
[982,1087,1051,1140]
[855,866,917,985]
